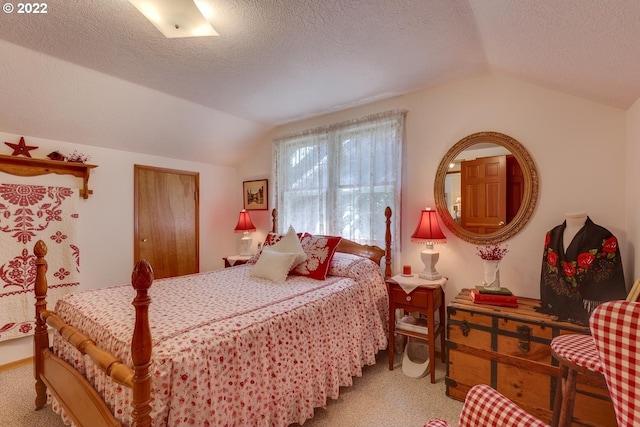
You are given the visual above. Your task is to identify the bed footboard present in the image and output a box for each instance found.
[33,240,154,427]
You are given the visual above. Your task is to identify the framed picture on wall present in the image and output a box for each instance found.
[243,179,268,210]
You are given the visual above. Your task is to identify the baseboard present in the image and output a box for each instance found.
[0,356,33,373]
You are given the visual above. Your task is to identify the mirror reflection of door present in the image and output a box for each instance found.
[444,144,525,234]
[460,155,507,233]
[506,156,524,223]
[134,165,199,279]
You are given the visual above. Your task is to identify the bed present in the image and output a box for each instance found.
[33,207,393,427]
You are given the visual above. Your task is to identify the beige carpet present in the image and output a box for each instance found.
[0,350,462,427]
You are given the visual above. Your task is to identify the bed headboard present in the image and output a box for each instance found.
[270,207,392,278]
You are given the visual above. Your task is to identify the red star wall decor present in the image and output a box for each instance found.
[5,137,38,157]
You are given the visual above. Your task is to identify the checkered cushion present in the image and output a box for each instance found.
[550,333,603,373]
[458,385,549,427]
[423,384,549,427]
[422,420,448,427]
[590,300,640,427]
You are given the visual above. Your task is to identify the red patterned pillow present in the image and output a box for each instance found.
[264,232,284,247]
[291,234,342,280]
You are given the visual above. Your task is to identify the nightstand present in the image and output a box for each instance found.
[223,255,251,268]
[386,275,446,383]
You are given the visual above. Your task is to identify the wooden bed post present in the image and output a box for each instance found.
[271,208,278,233]
[384,207,392,279]
[130,260,154,427]
[33,239,49,409]
[32,241,154,426]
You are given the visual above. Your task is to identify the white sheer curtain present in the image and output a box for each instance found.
[273,110,405,271]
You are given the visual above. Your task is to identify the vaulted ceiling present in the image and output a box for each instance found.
[1,0,639,165]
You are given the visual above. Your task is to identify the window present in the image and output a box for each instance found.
[274,110,405,266]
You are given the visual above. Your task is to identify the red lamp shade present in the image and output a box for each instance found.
[411,208,446,244]
[234,210,256,233]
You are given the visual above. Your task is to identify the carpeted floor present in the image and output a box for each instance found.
[0,350,462,427]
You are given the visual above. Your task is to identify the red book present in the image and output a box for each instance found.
[470,288,518,307]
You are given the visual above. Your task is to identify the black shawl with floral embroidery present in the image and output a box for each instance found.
[538,217,626,325]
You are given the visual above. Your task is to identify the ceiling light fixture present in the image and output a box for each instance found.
[128,0,219,38]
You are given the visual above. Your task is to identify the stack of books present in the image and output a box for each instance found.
[470,286,518,307]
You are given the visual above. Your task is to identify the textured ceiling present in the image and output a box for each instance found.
[1,0,639,165]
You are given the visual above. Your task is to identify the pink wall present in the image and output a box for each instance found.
[0,132,240,364]
[240,75,629,303]
[626,98,640,281]
[2,74,636,365]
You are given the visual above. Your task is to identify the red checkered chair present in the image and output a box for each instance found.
[423,384,549,427]
[590,300,640,426]
[425,297,640,427]
[549,332,605,426]
[550,279,640,426]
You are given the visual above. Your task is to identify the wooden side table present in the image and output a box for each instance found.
[386,276,446,383]
[223,255,251,268]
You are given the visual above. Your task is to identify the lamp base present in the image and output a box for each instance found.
[239,233,253,256]
[419,271,443,281]
[418,245,442,281]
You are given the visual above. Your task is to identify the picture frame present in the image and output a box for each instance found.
[243,179,268,210]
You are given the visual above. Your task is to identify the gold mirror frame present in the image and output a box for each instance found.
[434,131,539,245]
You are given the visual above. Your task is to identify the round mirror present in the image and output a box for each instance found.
[434,131,539,244]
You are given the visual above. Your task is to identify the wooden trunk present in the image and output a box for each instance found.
[446,289,616,427]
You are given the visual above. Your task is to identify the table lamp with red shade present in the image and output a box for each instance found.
[234,209,257,256]
[411,207,447,280]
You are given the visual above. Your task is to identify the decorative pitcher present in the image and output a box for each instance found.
[483,260,501,290]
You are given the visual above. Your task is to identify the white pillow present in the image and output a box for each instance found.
[269,225,307,268]
[250,249,297,283]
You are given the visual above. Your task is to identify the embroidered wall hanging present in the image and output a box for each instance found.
[0,183,80,342]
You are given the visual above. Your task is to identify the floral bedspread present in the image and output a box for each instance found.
[51,253,388,427]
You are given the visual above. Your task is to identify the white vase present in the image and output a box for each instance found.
[483,260,501,290]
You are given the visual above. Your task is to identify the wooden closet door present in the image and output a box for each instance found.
[506,155,524,223]
[134,165,199,279]
[460,155,507,234]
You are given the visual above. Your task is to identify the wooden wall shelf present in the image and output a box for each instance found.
[0,154,98,199]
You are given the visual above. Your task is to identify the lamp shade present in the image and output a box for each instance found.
[234,210,256,233]
[411,208,446,244]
